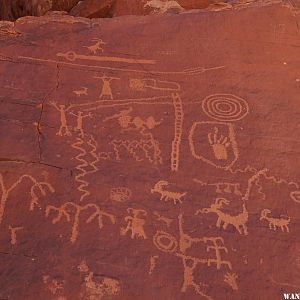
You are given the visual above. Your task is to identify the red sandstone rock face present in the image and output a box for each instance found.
[0,0,80,21]
[0,2,300,299]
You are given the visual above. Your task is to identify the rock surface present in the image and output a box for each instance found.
[0,2,300,299]
[0,0,231,20]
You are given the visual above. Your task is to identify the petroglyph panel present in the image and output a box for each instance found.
[0,4,300,300]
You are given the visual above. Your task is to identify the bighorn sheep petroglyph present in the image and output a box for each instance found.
[260,209,290,232]
[196,197,248,235]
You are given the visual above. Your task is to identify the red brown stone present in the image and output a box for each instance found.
[0,2,300,299]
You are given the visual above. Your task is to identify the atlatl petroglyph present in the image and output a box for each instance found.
[196,197,248,235]
[120,208,147,239]
[46,202,116,243]
[8,225,23,245]
[153,214,232,299]
[151,181,186,204]
[260,209,290,232]
[0,173,54,224]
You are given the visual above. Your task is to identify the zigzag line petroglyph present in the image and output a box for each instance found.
[46,202,115,243]
[171,93,184,172]
[0,173,54,224]
[18,56,225,76]
[71,135,99,202]
[71,137,90,202]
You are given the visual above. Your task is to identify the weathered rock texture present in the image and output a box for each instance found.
[0,0,233,20]
[0,2,300,299]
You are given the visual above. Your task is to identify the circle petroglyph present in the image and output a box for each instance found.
[153,231,178,253]
[202,94,249,122]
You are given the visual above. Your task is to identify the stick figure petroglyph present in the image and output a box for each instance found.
[120,208,147,239]
[70,111,92,137]
[95,75,120,100]
[50,102,72,136]
[153,214,232,299]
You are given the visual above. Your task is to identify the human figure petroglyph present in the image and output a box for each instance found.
[260,209,290,232]
[84,38,106,54]
[153,214,232,299]
[151,181,186,205]
[73,87,88,97]
[46,202,116,243]
[50,101,72,136]
[8,225,23,245]
[224,272,238,290]
[0,173,54,224]
[196,198,248,235]
[95,75,120,100]
[120,208,147,239]
[70,111,92,137]
[208,127,231,160]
